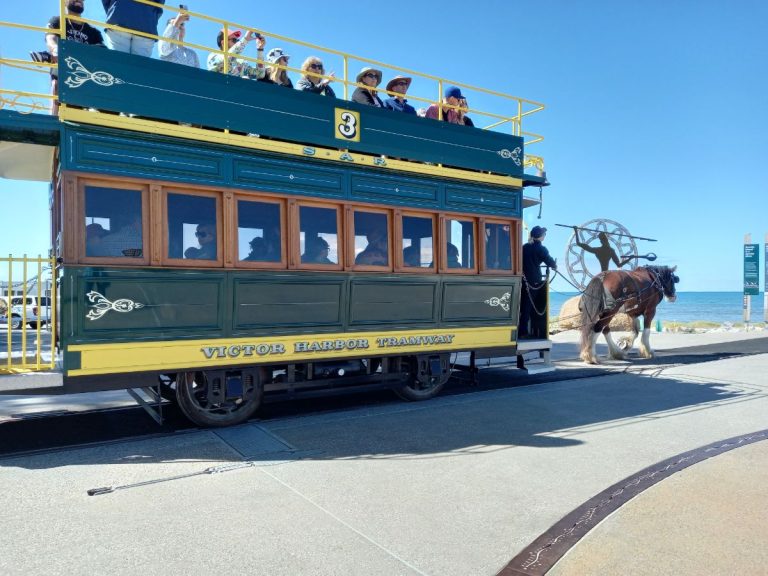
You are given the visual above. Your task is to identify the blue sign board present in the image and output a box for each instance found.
[744,243,759,295]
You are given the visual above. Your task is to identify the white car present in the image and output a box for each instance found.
[8,296,52,330]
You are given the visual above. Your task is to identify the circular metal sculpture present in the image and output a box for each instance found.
[564,218,638,291]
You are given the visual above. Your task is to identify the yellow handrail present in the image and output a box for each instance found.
[0,3,545,151]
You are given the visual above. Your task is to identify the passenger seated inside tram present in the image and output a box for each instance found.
[92,213,143,258]
[355,228,388,266]
[302,236,333,264]
[446,242,462,268]
[403,244,421,267]
[185,223,217,260]
[85,223,108,255]
[245,236,280,262]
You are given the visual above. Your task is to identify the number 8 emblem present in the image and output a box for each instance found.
[334,109,361,142]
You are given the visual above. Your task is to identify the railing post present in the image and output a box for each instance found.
[21,255,27,361]
[343,55,348,101]
[437,79,443,121]
[5,256,10,371]
[223,23,229,75]
[50,256,57,370]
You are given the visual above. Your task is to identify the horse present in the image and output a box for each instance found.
[579,265,679,364]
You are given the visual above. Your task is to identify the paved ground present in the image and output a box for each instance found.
[0,331,767,575]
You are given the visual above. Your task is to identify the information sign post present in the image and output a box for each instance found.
[765,233,768,322]
[743,234,759,325]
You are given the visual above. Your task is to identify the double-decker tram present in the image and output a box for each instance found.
[0,4,551,426]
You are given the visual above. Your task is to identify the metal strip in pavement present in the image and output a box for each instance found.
[498,428,768,576]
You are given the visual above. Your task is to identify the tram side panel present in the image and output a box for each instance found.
[58,268,521,391]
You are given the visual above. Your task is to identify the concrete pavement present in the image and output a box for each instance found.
[0,332,767,575]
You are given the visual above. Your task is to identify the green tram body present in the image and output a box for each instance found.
[12,42,549,426]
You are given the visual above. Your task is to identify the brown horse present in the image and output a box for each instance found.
[579,265,679,364]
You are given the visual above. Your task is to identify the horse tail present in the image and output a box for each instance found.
[580,275,605,351]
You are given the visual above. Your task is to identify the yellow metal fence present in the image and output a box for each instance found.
[0,1,545,158]
[1,255,57,374]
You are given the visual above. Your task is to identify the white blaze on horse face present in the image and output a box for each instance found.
[666,294,677,303]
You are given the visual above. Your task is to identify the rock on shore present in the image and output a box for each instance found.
[556,295,634,331]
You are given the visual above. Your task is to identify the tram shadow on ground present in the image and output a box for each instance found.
[1,365,750,470]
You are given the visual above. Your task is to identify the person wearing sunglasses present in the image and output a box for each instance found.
[382,75,416,115]
[351,67,384,107]
[184,223,217,260]
[207,28,266,80]
[297,57,336,97]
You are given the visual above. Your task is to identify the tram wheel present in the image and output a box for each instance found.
[394,354,451,401]
[176,370,262,427]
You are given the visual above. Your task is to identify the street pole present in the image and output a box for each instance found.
[744,233,751,327]
[765,233,767,323]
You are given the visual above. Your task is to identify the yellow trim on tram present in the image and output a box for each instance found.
[67,325,516,377]
[58,105,524,189]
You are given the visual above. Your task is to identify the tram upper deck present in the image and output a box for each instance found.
[0,1,547,188]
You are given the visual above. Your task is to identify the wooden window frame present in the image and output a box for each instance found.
[77,177,151,266]
[479,217,518,275]
[291,200,344,271]
[234,195,287,269]
[439,214,478,274]
[347,206,393,272]
[161,187,224,268]
[395,210,438,274]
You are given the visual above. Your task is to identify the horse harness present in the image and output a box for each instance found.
[600,269,662,313]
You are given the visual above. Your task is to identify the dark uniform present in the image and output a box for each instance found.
[520,227,556,339]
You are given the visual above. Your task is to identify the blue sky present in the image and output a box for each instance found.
[1,0,766,291]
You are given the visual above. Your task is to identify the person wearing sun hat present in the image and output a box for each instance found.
[263,47,293,87]
[383,75,416,114]
[351,67,385,107]
[520,225,557,339]
[207,28,266,79]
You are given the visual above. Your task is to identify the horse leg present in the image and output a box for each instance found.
[618,317,641,353]
[603,325,626,360]
[638,314,654,358]
[580,324,601,364]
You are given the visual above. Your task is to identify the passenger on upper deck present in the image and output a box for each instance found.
[43,0,105,114]
[102,0,165,57]
[351,68,384,108]
[425,86,470,125]
[207,29,266,79]
[383,76,416,115]
[297,57,336,97]
[263,48,293,87]
[158,11,198,67]
[302,236,333,264]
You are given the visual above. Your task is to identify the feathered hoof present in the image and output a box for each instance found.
[581,353,599,365]
[639,349,654,359]
[609,351,626,361]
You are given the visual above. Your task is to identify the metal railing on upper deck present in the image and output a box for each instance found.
[1,255,57,374]
[0,1,545,163]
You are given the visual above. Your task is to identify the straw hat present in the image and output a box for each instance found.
[356,67,382,85]
[386,75,412,92]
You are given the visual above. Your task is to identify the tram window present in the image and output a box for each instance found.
[353,211,389,267]
[299,205,339,265]
[444,218,475,270]
[238,200,282,263]
[484,222,512,270]
[84,186,143,258]
[402,215,434,268]
[167,193,218,261]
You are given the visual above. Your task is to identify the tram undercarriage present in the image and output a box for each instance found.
[158,353,453,427]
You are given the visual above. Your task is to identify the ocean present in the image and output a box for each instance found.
[549,291,768,325]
